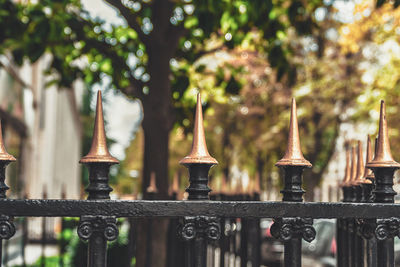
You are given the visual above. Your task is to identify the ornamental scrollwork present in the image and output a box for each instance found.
[178,216,221,242]
[358,217,400,241]
[0,215,15,240]
[375,218,400,241]
[77,216,118,242]
[270,217,315,243]
[358,218,376,239]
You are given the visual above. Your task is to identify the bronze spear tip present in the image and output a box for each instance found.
[349,146,357,185]
[363,135,374,180]
[340,149,351,187]
[276,98,312,168]
[179,93,218,166]
[171,173,180,194]
[0,121,16,162]
[366,100,400,168]
[146,171,158,193]
[221,174,227,194]
[354,140,371,185]
[80,91,119,164]
[253,172,261,194]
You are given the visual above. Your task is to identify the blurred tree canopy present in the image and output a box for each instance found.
[0,0,325,265]
[0,0,325,197]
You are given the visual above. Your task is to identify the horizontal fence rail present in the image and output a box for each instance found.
[1,200,400,219]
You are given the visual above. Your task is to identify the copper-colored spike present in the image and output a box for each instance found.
[0,121,16,162]
[366,101,400,168]
[171,173,180,194]
[340,149,351,187]
[248,179,254,194]
[80,91,119,164]
[254,172,261,194]
[61,183,67,199]
[42,185,48,199]
[363,135,374,180]
[221,174,227,194]
[146,172,158,193]
[354,141,371,185]
[235,179,243,195]
[179,93,218,166]
[276,98,312,167]
[350,146,357,185]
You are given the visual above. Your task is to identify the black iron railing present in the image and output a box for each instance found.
[0,93,399,267]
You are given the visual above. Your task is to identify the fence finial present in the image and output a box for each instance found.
[171,173,179,194]
[254,172,261,194]
[340,149,351,187]
[221,174,227,194]
[0,121,16,162]
[179,93,218,165]
[350,146,357,184]
[366,100,400,168]
[146,171,158,193]
[80,91,118,164]
[276,98,311,167]
[364,135,374,180]
[354,140,371,185]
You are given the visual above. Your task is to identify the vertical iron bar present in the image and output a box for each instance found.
[336,218,345,267]
[41,189,47,267]
[354,185,363,267]
[22,216,27,267]
[3,239,8,267]
[0,124,16,267]
[284,238,301,267]
[363,182,377,267]
[341,186,351,267]
[281,166,306,267]
[247,192,261,267]
[41,217,46,267]
[181,164,217,267]
[348,186,356,267]
[87,164,112,267]
[240,194,248,267]
[373,168,397,267]
[145,192,155,267]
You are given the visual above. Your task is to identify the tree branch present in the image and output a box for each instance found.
[68,19,144,99]
[104,0,149,44]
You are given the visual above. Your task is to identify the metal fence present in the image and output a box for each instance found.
[0,92,399,267]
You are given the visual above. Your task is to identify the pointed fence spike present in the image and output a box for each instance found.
[179,93,218,165]
[366,100,400,168]
[341,149,351,187]
[364,135,374,180]
[276,98,312,167]
[80,91,119,164]
[254,172,261,194]
[146,171,158,193]
[0,120,16,162]
[350,146,357,184]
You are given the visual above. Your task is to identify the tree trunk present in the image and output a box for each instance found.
[135,43,173,267]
